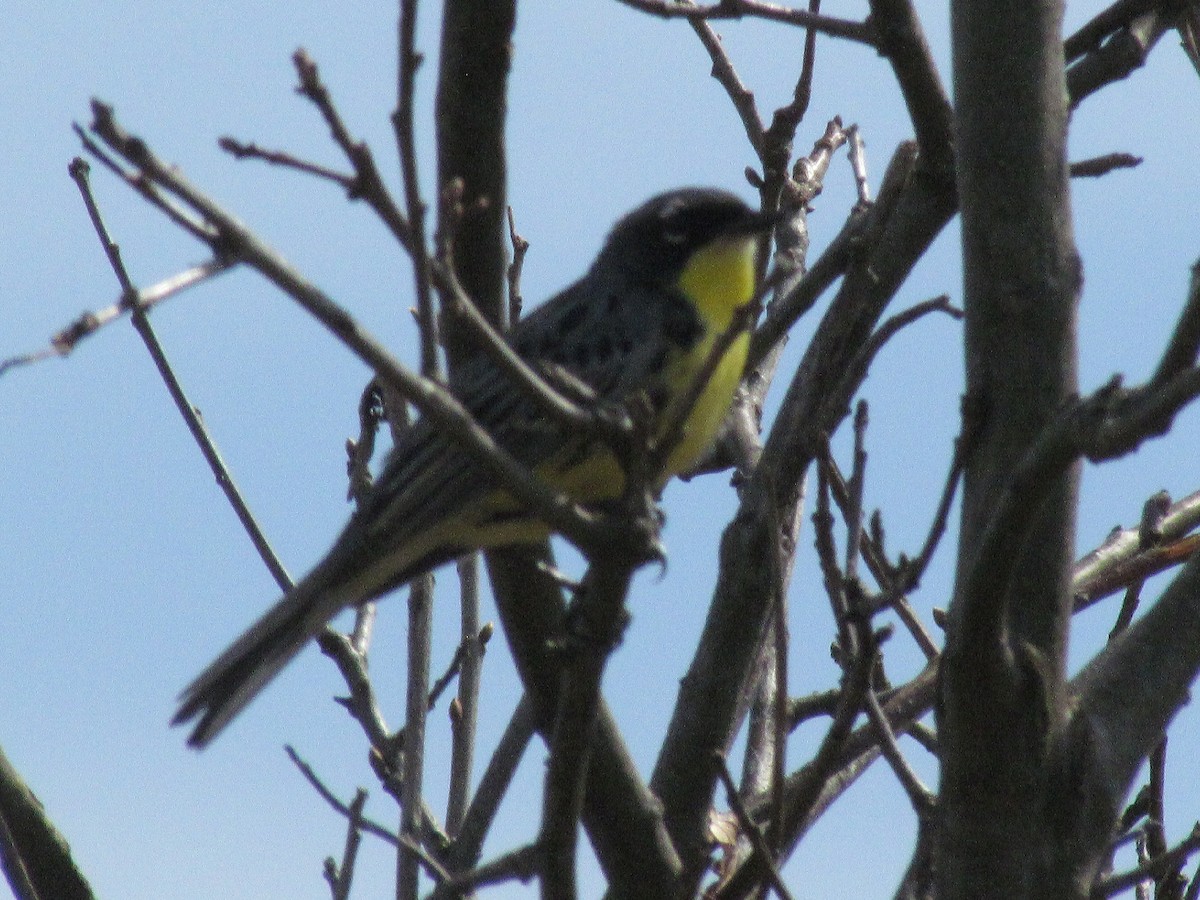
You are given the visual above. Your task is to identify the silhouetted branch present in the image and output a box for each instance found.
[0,743,97,900]
[615,0,876,43]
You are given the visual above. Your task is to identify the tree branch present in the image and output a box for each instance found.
[615,0,876,44]
[1065,556,1200,874]
[652,136,956,889]
[1074,489,1200,612]
[0,743,97,900]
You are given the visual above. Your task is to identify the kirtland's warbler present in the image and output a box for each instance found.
[174,187,775,747]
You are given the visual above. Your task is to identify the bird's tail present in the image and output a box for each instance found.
[173,568,353,749]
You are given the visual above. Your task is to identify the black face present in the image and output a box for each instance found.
[596,188,773,283]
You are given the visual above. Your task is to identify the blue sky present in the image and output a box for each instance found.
[3,2,1200,897]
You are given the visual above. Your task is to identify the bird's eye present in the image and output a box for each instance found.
[659,197,691,245]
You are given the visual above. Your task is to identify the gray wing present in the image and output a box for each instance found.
[353,272,702,557]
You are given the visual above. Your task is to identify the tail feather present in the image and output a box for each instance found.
[173,578,347,748]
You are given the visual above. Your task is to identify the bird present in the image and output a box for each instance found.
[173,187,776,747]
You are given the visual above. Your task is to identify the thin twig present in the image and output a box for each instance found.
[896,424,969,594]
[219,136,357,192]
[757,0,823,190]
[325,788,368,900]
[748,189,873,368]
[446,555,483,836]
[854,421,968,656]
[1093,824,1200,898]
[67,157,292,592]
[1069,152,1143,178]
[429,622,493,711]
[0,256,231,377]
[397,833,453,885]
[1186,855,1200,900]
[615,0,876,44]
[285,745,400,848]
[435,843,541,895]
[781,458,880,831]
[291,49,413,249]
[846,125,870,204]
[317,629,394,755]
[862,685,935,815]
[1152,259,1200,386]
[685,5,766,154]
[844,400,868,580]
[713,753,797,900]
[350,603,377,665]
[72,124,215,242]
[443,696,538,878]
[506,205,529,325]
[393,0,438,381]
[398,574,434,900]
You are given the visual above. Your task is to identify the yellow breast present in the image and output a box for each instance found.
[658,234,759,479]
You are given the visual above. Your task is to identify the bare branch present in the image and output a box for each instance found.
[284,745,401,848]
[685,10,766,155]
[757,0,822,192]
[748,136,916,368]
[539,553,641,900]
[714,753,796,900]
[1066,553,1200,858]
[1070,152,1143,178]
[615,0,876,43]
[863,686,935,816]
[443,696,537,877]
[317,629,395,755]
[398,575,434,900]
[1064,0,1163,61]
[324,789,368,900]
[1075,489,1200,612]
[1067,8,1175,108]
[0,742,98,900]
[846,124,870,204]
[67,156,292,593]
[866,0,955,179]
[219,136,357,192]
[429,621,493,713]
[749,118,861,368]
[0,256,230,378]
[505,206,529,325]
[1093,824,1200,898]
[484,547,684,895]
[434,843,540,896]
[394,0,437,384]
[1152,259,1200,386]
[72,123,216,241]
[654,133,956,887]
[291,49,413,249]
